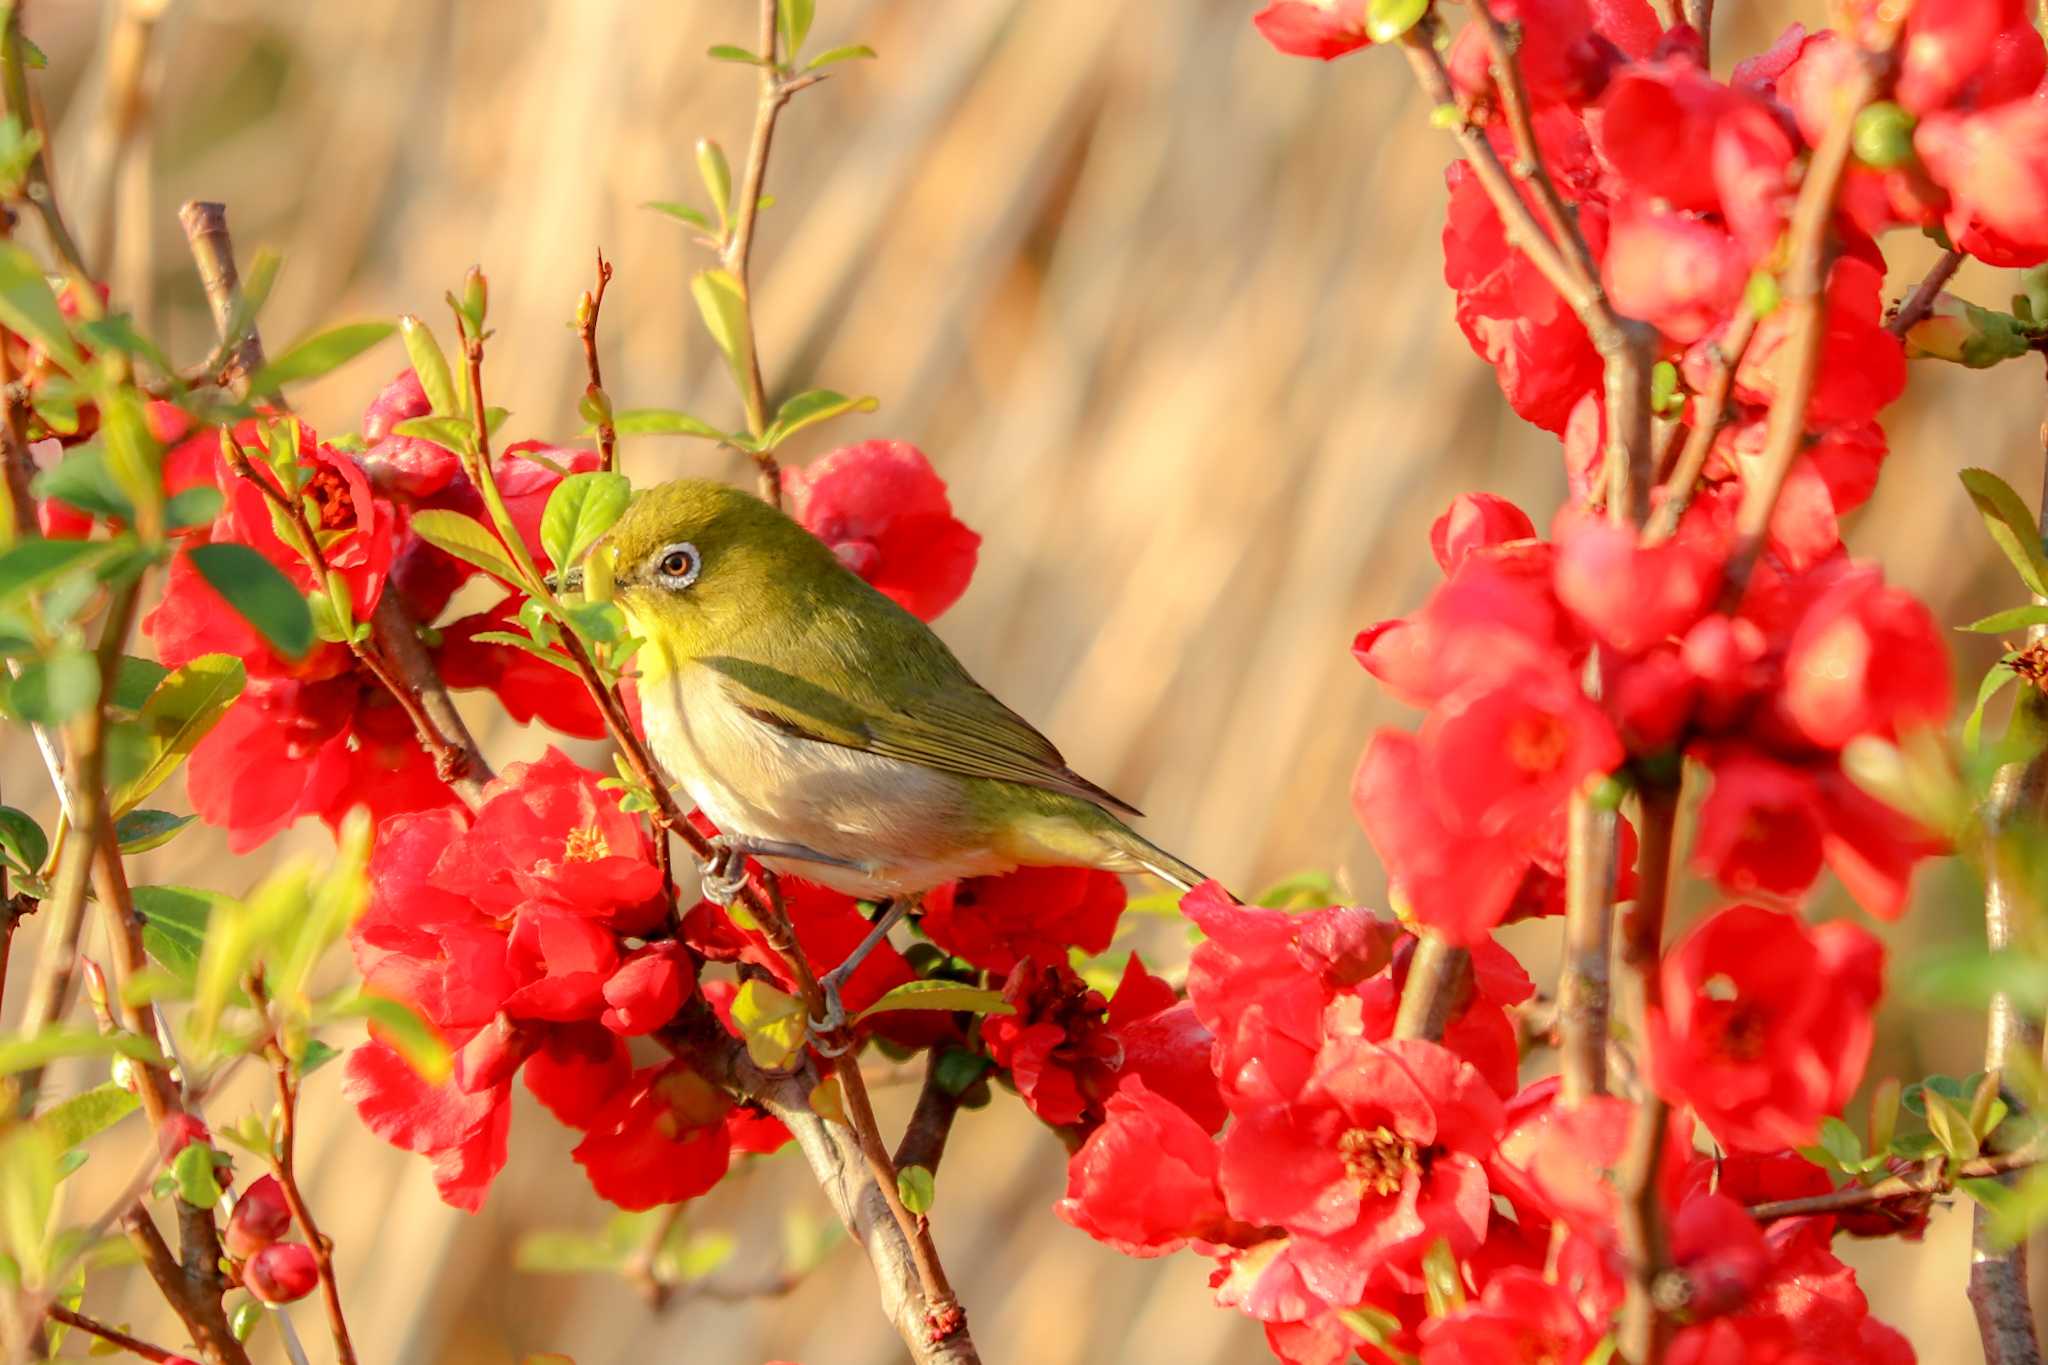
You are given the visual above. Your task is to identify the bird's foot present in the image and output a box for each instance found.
[697,838,751,907]
[805,898,913,1054]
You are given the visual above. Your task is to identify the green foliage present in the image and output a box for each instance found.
[246,320,396,394]
[778,0,816,58]
[10,645,99,726]
[113,809,197,855]
[610,408,726,440]
[400,314,461,414]
[390,414,476,456]
[1961,468,2048,598]
[758,388,877,450]
[31,448,130,522]
[731,979,807,1070]
[186,542,314,658]
[0,805,46,875]
[34,1084,139,1152]
[0,1028,161,1079]
[691,269,754,401]
[168,1142,222,1209]
[697,139,732,227]
[896,1164,935,1216]
[329,991,450,1084]
[644,200,713,232]
[111,653,245,815]
[805,43,875,71]
[0,240,81,374]
[409,508,525,587]
[0,538,114,605]
[132,885,220,986]
[856,980,1012,1020]
[541,471,632,571]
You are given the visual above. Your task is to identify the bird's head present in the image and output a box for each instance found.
[567,478,847,662]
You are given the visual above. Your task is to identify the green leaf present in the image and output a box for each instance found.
[856,980,1014,1021]
[165,484,223,531]
[98,392,163,534]
[0,1126,58,1281]
[1926,1089,1980,1161]
[643,201,712,230]
[112,654,245,815]
[697,139,732,227]
[1914,946,2048,1014]
[114,810,197,855]
[214,249,281,380]
[133,885,221,986]
[76,313,175,378]
[931,1048,992,1098]
[409,508,525,586]
[805,43,876,70]
[1816,1116,1863,1170]
[108,656,167,714]
[390,414,476,455]
[1962,468,2048,598]
[611,408,726,440]
[1365,0,1429,42]
[247,320,396,395]
[778,0,815,56]
[331,993,451,1084]
[1334,1306,1406,1351]
[731,979,807,1070]
[0,537,112,604]
[0,807,46,875]
[896,1164,934,1216]
[1966,657,2022,752]
[11,646,100,727]
[296,1038,340,1077]
[229,1300,262,1344]
[169,1142,222,1209]
[761,389,878,449]
[667,1228,738,1283]
[399,315,460,414]
[0,242,82,374]
[31,448,130,521]
[35,1084,140,1151]
[540,471,631,571]
[1420,1237,1465,1316]
[516,1227,632,1275]
[470,630,580,676]
[186,543,313,658]
[0,1028,162,1078]
[1963,605,2048,634]
[707,43,768,64]
[691,269,754,400]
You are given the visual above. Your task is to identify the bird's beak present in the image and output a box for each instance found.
[545,564,585,594]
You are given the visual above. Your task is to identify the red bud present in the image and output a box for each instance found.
[242,1242,319,1304]
[224,1174,293,1258]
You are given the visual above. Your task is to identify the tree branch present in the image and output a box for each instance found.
[1886,247,1965,340]
[1615,778,1680,1365]
[175,202,266,395]
[47,1303,186,1364]
[894,1050,965,1175]
[1749,1145,2043,1222]
[1,4,87,281]
[576,251,617,474]
[1559,783,1616,1104]
[1645,306,1758,543]
[1392,933,1471,1043]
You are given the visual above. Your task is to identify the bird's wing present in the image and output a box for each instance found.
[697,644,1142,819]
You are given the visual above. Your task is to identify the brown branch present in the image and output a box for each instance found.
[1749,1145,2043,1222]
[1615,778,1680,1365]
[624,1203,688,1310]
[835,1052,962,1335]
[87,0,167,276]
[576,251,618,474]
[1645,306,1758,543]
[1558,783,1616,1104]
[1392,933,1471,1043]
[1725,44,1895,596]
[47,1303,186,1364]
[176,202,266,395]
[1682,0,1714,65]
[1887,247,1966,339]
[1,5,87,281]
[893,1050,965,1174]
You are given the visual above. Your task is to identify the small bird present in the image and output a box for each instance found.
[566,479,1203,1000]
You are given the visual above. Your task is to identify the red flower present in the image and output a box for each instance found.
[1774,567,1951,749]
[1603,204,1747,344]
[1592,57,1736,212]
[781,441,981,620]
[1057,1077,1239,1257]
[1691,752,1826,899]
[600,941,695,1036]
[1554,511,1722,655]
[1429,493,1536,574]
[1416,1267,1598,1365]
[1252,1,1371,61]
[1896,0,2044,116]
[1218,1037,1502,1305]
[361,368,463,497]
[920,866,1125,974]
[523,1023,632,1129]
[571,1062,733,1210]
[1735,257,1905,428]
[345,1039,511,1212]
[435,607,608,739]
[687,877,915,1023]
[1649,904,1883,1151]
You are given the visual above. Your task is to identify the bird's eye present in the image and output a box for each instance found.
[654,542,700,588]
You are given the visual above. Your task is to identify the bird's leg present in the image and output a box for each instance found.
[811,897,913,1050]
[696,834,865,906]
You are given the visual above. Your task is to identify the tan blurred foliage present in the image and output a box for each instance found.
[2,0,2041,1359]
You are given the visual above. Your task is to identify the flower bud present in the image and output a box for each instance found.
[1903,293,2033,368]
[224,1174,294,1258]
[1852,101,1916,170]
[79,958,114,1030]
[156,1113,210,1165]
[461,267,489,328]
[242,1242,319,1304]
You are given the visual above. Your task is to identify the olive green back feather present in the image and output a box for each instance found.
[596,479,1141,818]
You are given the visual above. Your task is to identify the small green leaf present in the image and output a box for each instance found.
[35,1084,140,1151]
[540,471,632,571]
[1962,468,2048,598]
[296,1038,341,1077]
[1966,657,2022,752]
[1365,0,1428,42]
[409,508,525,585]
[697,139,732,228]
[931,1048,993,1097]
[229,1300,262,1344]
[0,537,112,604]
[109,656,168,713]
[707,43,768,64]
[112,654,245,815]
[761,389,878,449]
[169,1142,222,1209]
[98,392,163,535]
[469,630,580,676]
[1964,606,2048,634]
[856,981,1014,1021]
[731,979,807,1070]
[1869,1076,1902,1155]
[1926,1089,1980,1161]
[0,242,82,374]
[668,1228,738,1283]
[691,269,754,400]
[31,448,130,521]
[399,315,460,414]
[1649,361,1682,417]
[331,993,451,1084]
[133,885,221,986]
[644,201,712,230]
[896,1164,934,1216]
[0,807,47,875]
[77,313,175,378]
[186,543,314,658]
[11,646,100,727]
[612,408,726,440]
[390,414,476,455]
[1816,1116,1863,1170]
[114,810,197,855]
[805,43,875,70]
[778,0,816,56]
[0,1028,162,1078]
[165,484,223,531]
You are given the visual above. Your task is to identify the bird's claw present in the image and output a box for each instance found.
[698,839,749,907]
[809,972,854,1056]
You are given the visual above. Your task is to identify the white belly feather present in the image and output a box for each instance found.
[639,662,1022,897]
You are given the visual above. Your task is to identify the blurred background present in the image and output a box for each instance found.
[4,0,2045,1360]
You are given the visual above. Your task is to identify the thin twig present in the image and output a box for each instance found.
[1749,1145,2043,1222]
[86,0,168,276]
[1,4,87,281]
[1645,307,1758,543]
[1392,934,1470,1043]
[1558,783,1616,1104]
[1682,0,1714,65]
[835,1054,964,1338]
[1615,779,1680,1365]
[624,1203,687,1310]
[176,202,267,396]
[46,1303,186,1364]
[894,1050,965,1174]
[1887,248,1966,340]
[576,251,617,474]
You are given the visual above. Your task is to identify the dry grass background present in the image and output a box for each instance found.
[5,0,2047,1360]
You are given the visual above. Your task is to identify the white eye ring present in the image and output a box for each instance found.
[654,541,700,589]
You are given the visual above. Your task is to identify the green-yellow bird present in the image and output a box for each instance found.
[572,479,1203,962]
